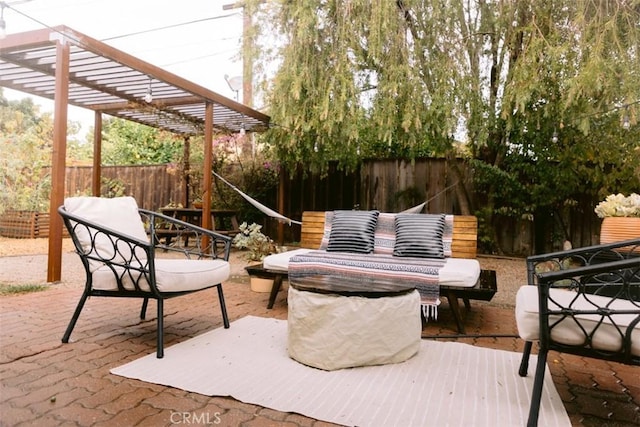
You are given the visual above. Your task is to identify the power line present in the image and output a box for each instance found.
[101,13,240,42]
[3,4,243,74]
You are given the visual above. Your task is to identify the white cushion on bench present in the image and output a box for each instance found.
[92,258,230,293]
[264,249,480,288]
[263,248,314,271]
[439,258,481,288]
[516,286,640,356]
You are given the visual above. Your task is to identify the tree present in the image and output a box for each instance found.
[101,118,184,165]
[245,0,640,252]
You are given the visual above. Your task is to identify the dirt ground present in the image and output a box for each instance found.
[0,236,528,307]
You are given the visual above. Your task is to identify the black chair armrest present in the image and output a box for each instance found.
[140,209,232,261]
[526,239,640,284]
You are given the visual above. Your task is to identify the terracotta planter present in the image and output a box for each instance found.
[251,277,274,293]
[600,217,640,245]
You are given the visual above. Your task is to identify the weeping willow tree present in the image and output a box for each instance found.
[245,0,640,249]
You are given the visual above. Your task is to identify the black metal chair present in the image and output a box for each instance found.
[515,238,640,426]
[59,196,233,358]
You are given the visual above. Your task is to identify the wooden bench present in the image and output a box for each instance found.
[246,211,497,333]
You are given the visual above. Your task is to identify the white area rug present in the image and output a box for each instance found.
[111,316,570,427]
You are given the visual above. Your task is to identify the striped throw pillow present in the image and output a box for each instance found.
[393,213,446,258]
[327,210,380,253]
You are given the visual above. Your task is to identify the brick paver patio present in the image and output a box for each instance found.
[1,255,638,426]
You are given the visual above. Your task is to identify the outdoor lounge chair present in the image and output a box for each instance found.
[59,196,232,358]
[515,238,640,426]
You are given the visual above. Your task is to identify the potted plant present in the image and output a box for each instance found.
[594,193,640,244]
[233,222,278,292]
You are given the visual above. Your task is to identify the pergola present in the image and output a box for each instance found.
[0,25,271,282]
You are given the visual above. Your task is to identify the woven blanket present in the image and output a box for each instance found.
[288,250,446,317]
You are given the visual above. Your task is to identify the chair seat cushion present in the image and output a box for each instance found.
[515,286,640,356]
[92,259,230,293]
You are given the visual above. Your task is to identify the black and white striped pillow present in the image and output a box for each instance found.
[326,210,380,253]
[393,213,446,258]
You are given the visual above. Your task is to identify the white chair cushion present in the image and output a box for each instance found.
[516,285,640,356]
[92,258,230,293]
[64,196,149,272]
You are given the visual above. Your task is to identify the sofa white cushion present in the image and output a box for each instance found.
[439,258,481,288]
[264,249,480,289]
[92,258,230,293]
[64,196,149,272]
[516,285,640,356]
[263,248,314,271]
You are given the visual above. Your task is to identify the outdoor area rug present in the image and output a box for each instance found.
[111,315,570,427]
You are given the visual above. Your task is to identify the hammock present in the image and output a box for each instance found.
[213,172,301,225]
[213,172,454,224]
[401,202,425,213]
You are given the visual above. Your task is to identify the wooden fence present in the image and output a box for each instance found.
[64,164,186,210]
[3,161,603,255]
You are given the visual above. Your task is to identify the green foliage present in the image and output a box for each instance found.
[0,284,48,295]
[0,93,54,212]
[185,133,280,226]
[247,0,640,252]
[101,177,127,198]
[101,118,183,165]
[232,221,277,261]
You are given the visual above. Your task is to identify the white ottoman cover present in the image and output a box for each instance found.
[287,286,421,371]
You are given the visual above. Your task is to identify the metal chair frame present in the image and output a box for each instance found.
[518,238,640,426]
[59,206,232,358]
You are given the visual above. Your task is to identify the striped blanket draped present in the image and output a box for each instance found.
[288,250,446,319]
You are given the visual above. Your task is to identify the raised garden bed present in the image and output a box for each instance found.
[0,210,60,239]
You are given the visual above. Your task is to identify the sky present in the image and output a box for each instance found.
[1,0,249,134]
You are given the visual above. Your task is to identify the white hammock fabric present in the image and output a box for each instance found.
[213,172,301,225]
[401,202,426,213]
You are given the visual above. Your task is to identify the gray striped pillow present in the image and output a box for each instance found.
[326,210,380,253]
[393,213,446,258]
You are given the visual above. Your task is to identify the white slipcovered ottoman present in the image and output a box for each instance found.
[287,285,421,371]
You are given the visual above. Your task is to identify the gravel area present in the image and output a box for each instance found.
[0,237,527,307]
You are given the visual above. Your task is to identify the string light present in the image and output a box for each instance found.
[144,78,153,103]
[622,109,630,130]
[551,128,558,143]
[0,4,6,40]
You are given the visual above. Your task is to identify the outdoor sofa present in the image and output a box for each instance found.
[249,210,496,332]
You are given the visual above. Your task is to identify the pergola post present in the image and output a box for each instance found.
[92,111,102,196]
[46,37,70,283]
[201,102,214,247]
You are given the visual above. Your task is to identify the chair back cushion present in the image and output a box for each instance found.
[64,196,149,271]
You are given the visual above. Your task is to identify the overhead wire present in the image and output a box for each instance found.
[3,2,242,70]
